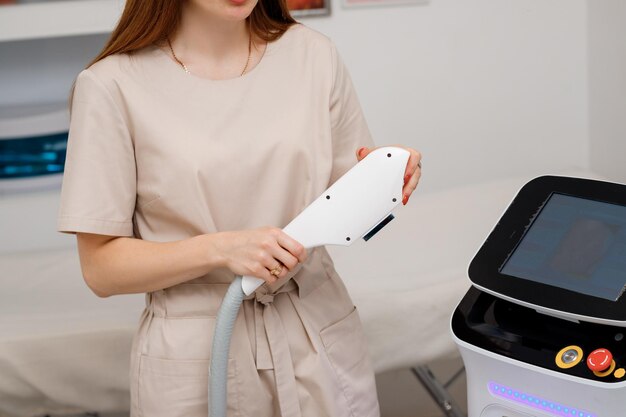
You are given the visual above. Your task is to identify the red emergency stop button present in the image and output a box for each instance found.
[587,348,613,372]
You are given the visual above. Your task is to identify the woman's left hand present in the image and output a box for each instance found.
[356,145,422,205]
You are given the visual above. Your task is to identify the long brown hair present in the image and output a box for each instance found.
[69,0,296,104]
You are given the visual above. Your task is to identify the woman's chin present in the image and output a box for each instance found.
[222,1,256,21]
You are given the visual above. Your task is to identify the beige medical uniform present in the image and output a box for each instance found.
[57,24,379,417]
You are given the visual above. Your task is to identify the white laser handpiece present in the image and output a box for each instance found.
[210,146,410,417]
[241,146,410,295]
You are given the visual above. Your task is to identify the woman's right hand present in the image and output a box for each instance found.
[212,227,307,284]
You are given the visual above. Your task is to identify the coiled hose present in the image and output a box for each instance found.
[209,275,245,417]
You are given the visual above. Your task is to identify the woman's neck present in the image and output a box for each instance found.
[175,3,249,60]
[164,1,267,80]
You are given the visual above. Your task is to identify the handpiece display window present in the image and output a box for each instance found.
[500,193,626,301]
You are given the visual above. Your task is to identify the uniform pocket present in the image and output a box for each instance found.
[137,354,241,417]
[319,306,380,417]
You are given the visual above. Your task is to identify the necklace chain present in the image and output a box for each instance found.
[166,31,253,77]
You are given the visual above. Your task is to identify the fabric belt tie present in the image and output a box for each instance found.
[246,279,302,417]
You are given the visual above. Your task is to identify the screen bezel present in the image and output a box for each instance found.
[469,175,626,321]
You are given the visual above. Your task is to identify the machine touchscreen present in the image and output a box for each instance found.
[500,193,626,302]
[469,175,626,322]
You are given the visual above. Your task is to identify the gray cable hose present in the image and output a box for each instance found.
[209,275,245,417]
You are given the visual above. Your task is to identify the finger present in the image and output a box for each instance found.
[270,246,299,272]
[402,166,421,200]
[402,152,422,205]
[265,260,286,280]
[263,269,278,284]
[403,153,422,190]
[253,261,277,284]
[276,232,307,264]
[355,146,373,162]
[402,165,422,205]
[404,150,422,183]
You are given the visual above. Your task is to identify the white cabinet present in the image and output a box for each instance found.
[0,0,124,42]
[0,1,120,108]
[0,1,117,209]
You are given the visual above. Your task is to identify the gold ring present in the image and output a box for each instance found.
[270,263,283,276]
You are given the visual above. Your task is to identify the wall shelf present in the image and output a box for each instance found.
[0,0,124,43]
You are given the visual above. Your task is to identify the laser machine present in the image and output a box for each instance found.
[452,175,626,417]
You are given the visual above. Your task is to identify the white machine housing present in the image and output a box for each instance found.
[452,176,626,417]
[456,340,626,417]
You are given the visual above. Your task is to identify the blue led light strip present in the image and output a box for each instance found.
[488,382,596,417]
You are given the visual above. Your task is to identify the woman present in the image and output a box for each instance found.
[57,0,422,415]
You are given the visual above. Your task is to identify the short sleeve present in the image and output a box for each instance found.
[57,69,137,236]
[328,42,376,185]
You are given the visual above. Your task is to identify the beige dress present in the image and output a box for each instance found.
[57,23,379,417]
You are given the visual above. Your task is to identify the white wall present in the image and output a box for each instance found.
[0,35,108,109]
[588,0,626,183]
[1,1,591,196]
[0,1,591,252]
[307,0,589,194]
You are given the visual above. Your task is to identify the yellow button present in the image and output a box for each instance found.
[614,368,625,379]
[556,345,583,369]
[593,360,616,377]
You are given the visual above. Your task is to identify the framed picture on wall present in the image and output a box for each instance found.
[288,0,330,17]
